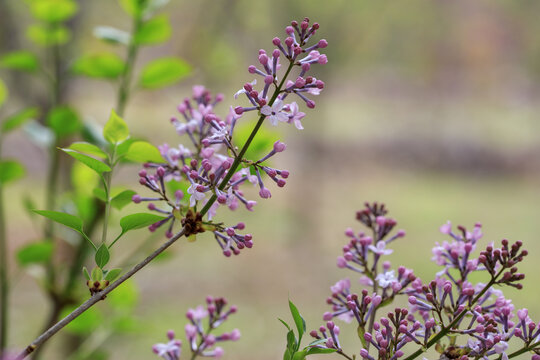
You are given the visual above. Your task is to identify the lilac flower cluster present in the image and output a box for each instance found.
[309,203,540,360]
[152,296,240,360]
[133,18,327,256]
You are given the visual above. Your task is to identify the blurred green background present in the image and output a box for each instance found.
[2,0,540,359]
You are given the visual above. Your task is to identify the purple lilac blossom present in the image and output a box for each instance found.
[153,297,239,360]
[133,18,327,257]
[311,203,538,360]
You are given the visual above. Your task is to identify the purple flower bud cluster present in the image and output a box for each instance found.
[133,18,327,257]
[314,203,540,360]
[309,321,342,352]
[324,203,410,327]
[152,296,240,360]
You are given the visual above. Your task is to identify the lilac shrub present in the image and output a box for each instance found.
[306,202,540,360]
[152,297,240,360]
[133,18,327,256]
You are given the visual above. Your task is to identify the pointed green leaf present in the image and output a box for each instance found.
[95,243,110,268]
[278,318,291,331]
[93,26,130,45]
[61,149,111,174]
[83,266,91,280]
[33,210,83,232]
[2,107,39,133]
[125,141,164,163]
[104,268,122,282]
[0,78,7,108]
[139,57,191,89]
[91,266,103,281]
[30,0,78,23]
[283,348,292,360]
[289,300,306,343]
[134,15,171,45]
[27,24,71,47]
[111,213,166,247]
[16,241,54,266]
[0,51,39,72]
[46,106,81,137]
[73,53,125,79]
[67,142,107,159]
[111,189,136,210]
[103,109,129,144]
[0,160,25,184]
[305,348,337,355]
[292,350,307,360]
[119,0,145,17]
[120,213,166,233]
[286,329,297,353]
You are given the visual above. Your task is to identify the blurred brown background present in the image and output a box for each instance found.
[2,0,540,359]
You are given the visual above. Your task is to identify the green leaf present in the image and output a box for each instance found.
[95,243,110,268]
[108,279,138,310]
[111,189,136,210]
[0,78,7,109]
[0,51,39,72]
[93,26,130,45]
[33,210,83,232]
[292,350,307,360]
[134,15,171,45]
[0,160,25,184]
[283,349,292,360]
[27,24,71,47]
[30,0,78,22]
[119,0,146,17]
[46,106,81,137]
[139,57,191,89]
[104,268,122,282]
[289,300,306,344]
[72,53,125,79]
[286,329,297,353]
[116,137,136,159]
[16,241,54,266]
[91,266,103,281]
[278,318,291,331]
[120,213,166,232]
[305,348,337,355]
[83,266,91,280]
[2,107,39,133]
[125,141,164,163]
[103,109,129,144]
[32,210,95,249]
[67,142,107,159]
[111,213,166,247]
[61,149,111,174]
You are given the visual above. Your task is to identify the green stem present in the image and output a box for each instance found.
[507,340,540,359]
[0,134,8,354]
[200,60,295,216]
[116,15,142,117]
[101,148,116,245]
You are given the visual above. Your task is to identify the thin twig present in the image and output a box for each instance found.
[15,227,187,360]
